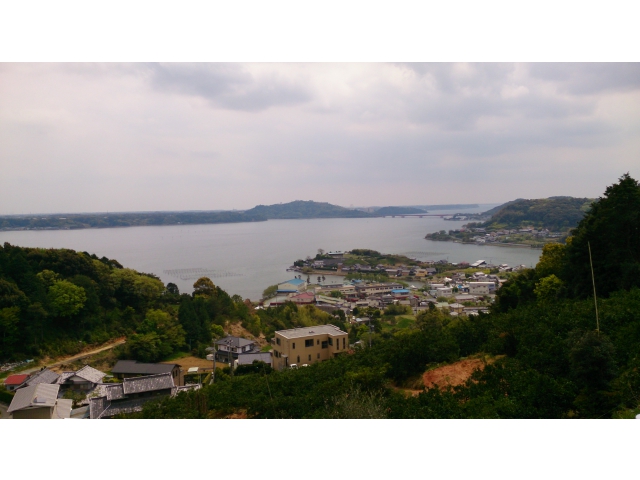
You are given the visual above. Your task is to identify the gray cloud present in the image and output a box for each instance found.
[529,63,640,95]
[0,63,639,214]
[146,63,312,111]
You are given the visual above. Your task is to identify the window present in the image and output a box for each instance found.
[276,338,281,345]
[321,341,328,349]
[297,356,300,363]
[317,340,320,345]
[328,337,333,346]
[305,339,314,347]
[317,353,320,359]
[308,355,311,361]
[292,342,295,349]
[343,338,346,349]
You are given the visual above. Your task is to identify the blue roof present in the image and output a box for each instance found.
[391,289,410,294]
[282,278,305,286]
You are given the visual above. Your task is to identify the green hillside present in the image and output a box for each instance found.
[243,200,372,219]
[481,196,593,230]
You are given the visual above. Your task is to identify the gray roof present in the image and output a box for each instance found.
[73,365,106,384]
[52,399,73,419]
[89,396,109,419]
[122,373,175,395]
[100,397,165,418]
[275,324,348,339]
[105,383,125,401]
[57,372,75,384]
[236,352,272,366]
[8,383,60,413]
[215,335,256,348]
[24,368,60,387]
[70,405,90,419]
[111,360,179,375]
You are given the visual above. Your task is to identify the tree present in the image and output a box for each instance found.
[534,274,565,304]
[47,280,86,317]
[166,283,180,295]
[262,284,278,299]
[0,306,20,352]
[563,173,640,298]
[193,277,215,298]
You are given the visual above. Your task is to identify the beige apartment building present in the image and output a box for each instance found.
[271,324,349,370]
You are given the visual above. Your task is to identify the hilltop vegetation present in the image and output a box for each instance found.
[479,196,593,231]
[243,200,371,219]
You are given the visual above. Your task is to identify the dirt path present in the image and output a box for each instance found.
[15,337,127,375]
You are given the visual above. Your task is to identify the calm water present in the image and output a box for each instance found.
[0,205,541,300]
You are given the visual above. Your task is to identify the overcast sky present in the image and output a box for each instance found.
[1,62,639,214]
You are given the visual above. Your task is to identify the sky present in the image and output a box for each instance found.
[1,62,639,215]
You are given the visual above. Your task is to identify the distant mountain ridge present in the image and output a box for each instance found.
[243,200,372,219]
[373,206,427,215]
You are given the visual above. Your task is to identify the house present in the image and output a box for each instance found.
[391,289,410,299]
[23,367,60,387]
[3,374,29,392]
[277,278,307,294]
[288,291,316,305]
[468,282,495,295]
[7,383,72,419]
[236,352,273,368]
[111,360,184,386]
[57,365,106,394]
[271,324,349,370]
[213,335,259,363]
[89,373,181,419]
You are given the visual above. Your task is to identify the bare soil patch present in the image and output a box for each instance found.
[423,357,495,390]
[161,356,226,371]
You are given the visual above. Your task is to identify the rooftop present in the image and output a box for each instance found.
[214,335,256,348]
[276,324,347,339]
[111,360,179,376]
[4,374,29,386]
[24,367,59,387]
[7,383,60,413]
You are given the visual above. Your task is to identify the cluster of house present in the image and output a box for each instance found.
[264,268,507,319]
[3,360,197,419]
[467,227,563,244]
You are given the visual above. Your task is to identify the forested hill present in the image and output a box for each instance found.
[0,201,373,231]
[0,210,266,231]
[242,200,372,219]
[479,196,594,230]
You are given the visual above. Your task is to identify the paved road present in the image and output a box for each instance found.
[15,338,127,375]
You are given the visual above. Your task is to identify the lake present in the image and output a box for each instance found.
[0,205,542,300]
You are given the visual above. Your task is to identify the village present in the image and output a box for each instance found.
[264,251,525,319]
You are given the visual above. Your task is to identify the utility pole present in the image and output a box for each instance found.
[588,242,600,333]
